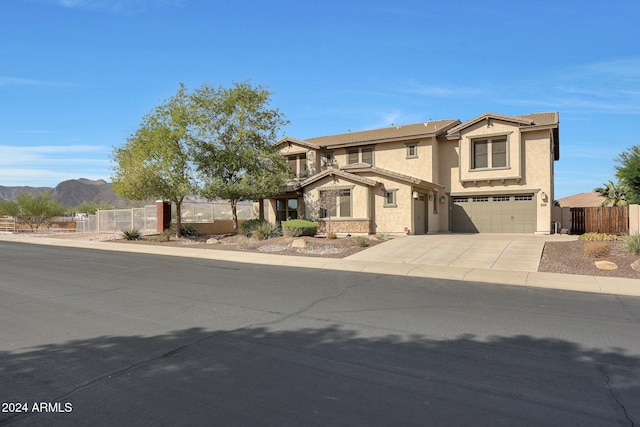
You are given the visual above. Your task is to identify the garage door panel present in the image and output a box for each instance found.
[452,194,535,233]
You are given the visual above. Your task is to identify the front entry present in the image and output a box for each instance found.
[413,193,428,235]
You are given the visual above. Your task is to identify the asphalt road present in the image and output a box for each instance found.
[1,241,639,426]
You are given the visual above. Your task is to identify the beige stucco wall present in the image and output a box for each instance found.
[458,120,522,182]
[445,123,555,234]
[630,204,640,234]
[302,175,371,221]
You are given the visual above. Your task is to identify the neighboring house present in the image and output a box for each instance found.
[265,112,560,235]
[555,192,606,208]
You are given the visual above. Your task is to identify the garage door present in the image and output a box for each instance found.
[451,194,536,233]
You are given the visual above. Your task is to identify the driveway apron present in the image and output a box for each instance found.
[346,234,562,272]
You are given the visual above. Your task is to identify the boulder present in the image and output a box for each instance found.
[206,238,219,245]
[292,238,306,248]
[595,260,618,270]
[631,259,640,272]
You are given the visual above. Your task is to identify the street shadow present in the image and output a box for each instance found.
[1,325,638,426]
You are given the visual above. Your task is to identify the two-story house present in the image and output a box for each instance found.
[265,112,559,235]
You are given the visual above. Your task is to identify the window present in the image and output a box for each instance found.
[433,191,438,214]
[323,152,334,168]
[493,196,510,202]
[383,189,397,207]
[347,147,374,165]
[472,196,489,202]
[406,143,418,159]
[276,198,298,222]
[287,154,307,178]
[361,147,374,165]
[472,137,508,169]
[453,197,468,203]
[515,195,533,201]
[320,189,351,218]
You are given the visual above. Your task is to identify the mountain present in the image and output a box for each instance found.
[0,179,131,208]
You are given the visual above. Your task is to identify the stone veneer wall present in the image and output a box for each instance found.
[317,219,373,234]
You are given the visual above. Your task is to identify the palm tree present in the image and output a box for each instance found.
[593,180,628,206]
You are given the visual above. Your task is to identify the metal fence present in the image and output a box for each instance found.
[75,201,256,234]
[0,217,16,232]
[76,205,158,234]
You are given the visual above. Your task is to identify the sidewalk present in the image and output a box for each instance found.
[1,233,639,298]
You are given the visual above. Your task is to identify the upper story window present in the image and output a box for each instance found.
[322,152,334,168]
[406,143,418,159]
[287,153,307,178]
[383,189,397,207]
[472,137,507,169]
[347,146,375,165]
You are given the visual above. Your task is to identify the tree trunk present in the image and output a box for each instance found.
[231,199,239,233]
[175,201,182,238]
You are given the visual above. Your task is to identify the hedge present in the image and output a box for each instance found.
[281,219,318,237]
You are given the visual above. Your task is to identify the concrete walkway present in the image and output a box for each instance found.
[1,233,638,298]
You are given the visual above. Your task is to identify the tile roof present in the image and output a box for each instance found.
[556,192,606,207]
[446,112,559,137]
[303,119,460,148]
[341,164,443,189]
[295,169,378,189]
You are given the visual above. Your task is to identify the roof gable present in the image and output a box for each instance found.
[446,112,559,138]
[295,169,378,189]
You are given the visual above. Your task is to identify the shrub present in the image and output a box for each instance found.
[326,231,337,240]
[237,237,252,249]
[239,218,268,237]
[351,236,369,248]
[155,229,172,242]
[282,219,318,237]
[180,223,199,238]
[578,233,621,241]
[253,222,281,240]
[583,242,610,258]
[122,228,141,240]
[622,232,640,255]
[375,233,389,241]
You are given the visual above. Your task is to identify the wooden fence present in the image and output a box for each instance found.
[570,206,629,235]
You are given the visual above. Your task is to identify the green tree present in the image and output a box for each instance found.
[75,201,113,215]
[593,180,628,206]
[615,145,640,204]
[112,84,197,237]
[0,191,66,232]
[189,81,291,232]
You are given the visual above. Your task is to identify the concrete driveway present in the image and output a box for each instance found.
[347,234,575,272]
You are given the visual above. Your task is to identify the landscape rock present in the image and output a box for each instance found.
[631,259,640,272]
[206,238,219,245]
[292,238,306,248]
[594,260,618,270]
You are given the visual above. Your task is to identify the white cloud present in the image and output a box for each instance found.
[0,168,109,187]
[0,76,77,88]
[46,0,184,13]
[399,80,485,98]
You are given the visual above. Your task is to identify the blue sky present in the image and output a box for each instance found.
[1,0,639,198]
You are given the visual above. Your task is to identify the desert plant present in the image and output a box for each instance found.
[122,228,141,240]
[155,229,173,242]
[252,222,281,240]
[622,232,640,255]
[180,223,199,238]
[583,242,610,258]
[375,233,390,241]
[237,237,253,249]
[282,219,318,237]
[351,235,369,248]
[326,231,337,240]
[238,218,268,237]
